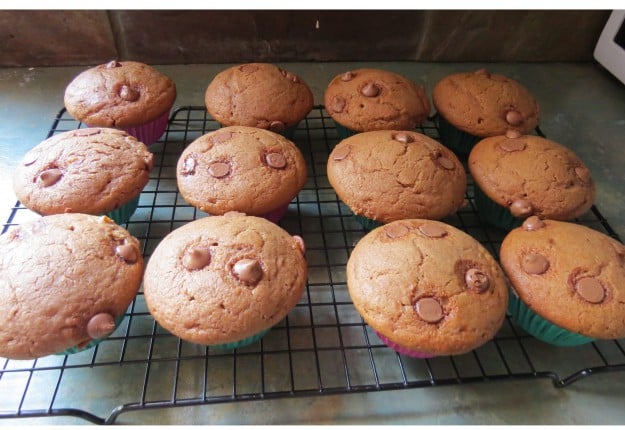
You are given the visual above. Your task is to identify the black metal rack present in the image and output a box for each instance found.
[1,106,625,425]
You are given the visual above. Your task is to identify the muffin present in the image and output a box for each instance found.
[324,68,430,138]
[143,213,307,349]
[64,60,177,145]
[177,126,307,223]
[327,130,466,230]
[204,63,314,139]
[347,219,508,357]
[468,133,595,231]
[500,217,625,346]
[432,69,540,157]
[0,213,144,359]
[12,128,154,225]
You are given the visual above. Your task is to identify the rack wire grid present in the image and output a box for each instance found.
[1,105,625,425]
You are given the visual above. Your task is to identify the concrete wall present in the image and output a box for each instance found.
[0,10,611,66]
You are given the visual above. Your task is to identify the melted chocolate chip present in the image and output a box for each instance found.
[115,243,138,263]
[266,153,287,169]
[393,132,414,144]
[574,166,591,184]
[341,71,355,81]
[293,235,306,253]
[384,223,409,239]
[73,128,102,137]
[521,253,550,275]
[509,199,533,217]
[522,216,545,231]
[505,110,524,126]
[21,152,38,166]
[38,168,63,187]
[86,313,116,339]
[269,120,286,133]
[240,64,259,73]
[285,72,299,83]
[332,145,351,161]
[499,139,527,152]
[105,60,121,68]
[475,68,490,77]
[361,82,380,97]
[415,298,444,323]
[182,156,197,175]
[418,223,448,238]
[208,162,231,178]
[465,268,489,292]
[575,277,606,304]
[119,85,139,102]
[232,258,263,286]
[505,129,523,139]
[211,131,233,144]
[183,247,211,270]
[434,154,455,170]
[332,96,346,113]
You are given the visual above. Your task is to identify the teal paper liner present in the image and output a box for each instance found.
[105,195,140,225]
[436,114,481,160]
[473,185,523,232]
[57,314,126,355]
[209,328,271,350]
[508,289,595,347]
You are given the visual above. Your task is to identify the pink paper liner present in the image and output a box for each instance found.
[122,109,170,146]
[261,204,289,223]
[375,331,437,359]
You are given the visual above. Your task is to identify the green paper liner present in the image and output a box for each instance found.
[507,289,595,346]
[353,214,384,231]
[435,114,481,160]
[473,185,523,232]
[209,328,271,350]
[57,314,126,355]
[105,195,140,225]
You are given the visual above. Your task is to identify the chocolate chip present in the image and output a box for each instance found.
[341,71,354,81]
[434,154,455,170]
[21,152,38,166]
[574,277,605,304]
[574,166,591,184]
[285,72,299,83]
[522,216,545,231]
[465,268,489,292]
[415,297,444,323]
[505,129,523,139]
[182,156,197,175]
[499,139,527,152]
[332,144,351,161]
[73,128,102,137]
[232,258,263,286]
[384,223,409,239]
[505,110,524,126]
[393,132,414,144]
[211,131,233,144]
[418,223,448,238]
[86,313,116,339]
[119,85,139,102]
[266,153,287,169]
[361,82,380,97]
[293,235,306,253]
[183,247,211,270]
[105,60,121,68]
[521,253,549,275]
[38,168,63,187]
[331,96,346,113]
[269,120,286,133]
[240,64,259,73]
[208,162,231,178]
[116,242,138,263]
[475,68,490,77]
[509,199,533,217]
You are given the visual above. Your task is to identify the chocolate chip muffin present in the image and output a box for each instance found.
[468,133,595,231]
[432,69,540,157]
[177,126,307,222]
[347,219,508,357]
[324,68,431,137]
[143,214,307,348]
[12,128,154,225]
[64,60,177,145]
[327,130,466,229]
[0,213,144,359]
[500,217,625,346]
[204,63,314,139]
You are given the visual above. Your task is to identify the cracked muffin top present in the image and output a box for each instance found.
[204,63,314,133]
[176,126,307,217]
[0,213,144,359]
[500,217,625,339]
[323,68,431,132]
[432,69,540,137]
[327,130,466,223]
[347,219,508,356]
[468,133,595,221]
[13,127,154,216]
[64,60,176,128]
[143,213,307,346]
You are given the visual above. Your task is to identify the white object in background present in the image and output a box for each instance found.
[594,10,625,86]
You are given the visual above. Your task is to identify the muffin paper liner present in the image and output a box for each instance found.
[353,214,384,231]
[507,288,596,346]
[435,113,480,160]
[375,330,437,359]
[262,204,290,224]
[123,109,170,146]
[209,329,271,350]
[57,314,126,355]
[473,185,523,232]
[105,195,140,225]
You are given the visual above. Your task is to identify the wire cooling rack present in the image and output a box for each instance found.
[1,106,625,425]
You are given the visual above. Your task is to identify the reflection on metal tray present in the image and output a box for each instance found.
[1,106,624,425]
